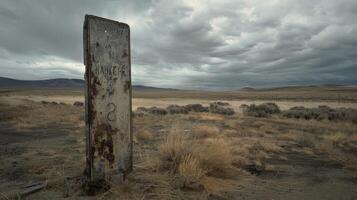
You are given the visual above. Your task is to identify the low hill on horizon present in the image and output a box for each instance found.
[0,77,178,91]
[1,77,355,92]
[1,77,356,102]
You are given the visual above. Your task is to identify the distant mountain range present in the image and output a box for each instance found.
[0,77,177,91]
[0,77,84,87]
[1,77,352,92]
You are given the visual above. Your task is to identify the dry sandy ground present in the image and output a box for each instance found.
[0,90,357,200]
[2,95,357,112]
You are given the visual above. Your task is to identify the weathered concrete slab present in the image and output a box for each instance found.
[83,15,132,181]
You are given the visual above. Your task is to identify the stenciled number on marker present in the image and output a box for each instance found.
[107,103,117,121]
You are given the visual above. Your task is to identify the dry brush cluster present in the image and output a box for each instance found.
[209,102,235,115]
[241,102,357,123]
[240,102,281,117]
[282,105,357,123]
[134,102,235,117]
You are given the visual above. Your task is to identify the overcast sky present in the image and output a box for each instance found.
[0,0,357,90]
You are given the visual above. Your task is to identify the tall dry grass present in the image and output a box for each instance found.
[158,124,233,189]
[195,138,232,174]
[178,154,205,186]
[158,128,191,172]
[191,124,219,138]
[136,129,154,141]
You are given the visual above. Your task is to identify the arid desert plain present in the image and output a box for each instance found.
[0,86,357,199]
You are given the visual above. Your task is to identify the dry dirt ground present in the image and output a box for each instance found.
[0,88,357,200]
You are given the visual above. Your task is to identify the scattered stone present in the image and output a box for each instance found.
[208,193,227,200]
[173,175,204,192]
[245,164,266,175]
[41,100,59,105]
[182,181,205,191]
[133,107,150,117]
[73,101,84,107]
[137,107,149,112]
[82,179,110,196]
[239,104,249,112]
[132,111,146,117]
[214,102,230,106]
[41,101,49,104]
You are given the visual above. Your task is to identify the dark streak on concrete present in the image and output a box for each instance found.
[88,70,101,124]
[121,49,128,58]
[124,81,130,93]
[93,123,118,168]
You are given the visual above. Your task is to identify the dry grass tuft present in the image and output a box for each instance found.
[187,113,225,121]
[259,141,283,153]
[231,155,250,169]
[136,129,154,141]
[158,125,234,184]
[296,134,317,148]
[158,128,191,172]
[178,154,205,186]
[230,139,276,174]
[0,103,23,121]
[191,124,219,138]
[321,132,349,147]
[195,138,232,174]
[316,132,357,169]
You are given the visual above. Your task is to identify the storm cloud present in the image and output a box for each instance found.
[0,0,356,89]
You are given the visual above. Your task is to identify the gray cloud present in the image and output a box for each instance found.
[0,0,356,89]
